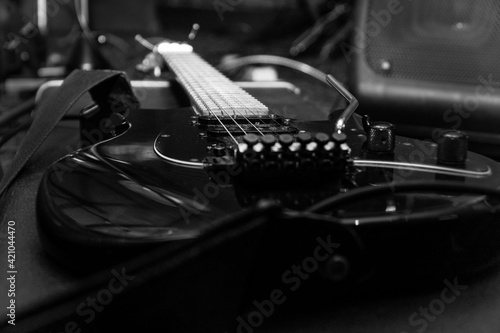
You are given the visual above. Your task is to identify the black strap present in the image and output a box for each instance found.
[0,69,139,197]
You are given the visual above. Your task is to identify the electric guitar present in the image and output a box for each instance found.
[36,40,500,275]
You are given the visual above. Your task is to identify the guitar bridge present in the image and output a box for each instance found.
[205,132,353,188]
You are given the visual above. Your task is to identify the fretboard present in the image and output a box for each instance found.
[162,53,269,117]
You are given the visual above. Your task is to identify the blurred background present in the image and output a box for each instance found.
[0,0,352,78]
[3,0,500,162]
[0,0,353,173]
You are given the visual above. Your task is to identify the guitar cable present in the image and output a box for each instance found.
[306,180,500,215]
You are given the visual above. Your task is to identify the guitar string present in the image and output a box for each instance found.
[193,52,298,139]
[195,91,240,145]
[187,56,272,141]
[228,95,293,138]
[170,53,287,138]
[204,95,249,136]
[185,54,266,137]
[189,84,242,145]
[190,54,293,141]
[192,51,298,138]
[207,81,265,136]
[166,52,297,144]
[180,56,251,139]
[211,82,273,137]
[219,85,298,141]
[165,54,240,145]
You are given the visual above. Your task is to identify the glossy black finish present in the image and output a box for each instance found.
[36,96,500,270]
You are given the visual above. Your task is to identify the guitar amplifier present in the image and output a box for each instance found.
[348,0,500,159]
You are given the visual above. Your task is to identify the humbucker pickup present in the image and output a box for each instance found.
[195,114,298,137]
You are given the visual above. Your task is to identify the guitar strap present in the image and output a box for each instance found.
[0,69,139,198]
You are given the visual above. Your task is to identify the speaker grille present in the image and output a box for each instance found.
[364,0,500,85]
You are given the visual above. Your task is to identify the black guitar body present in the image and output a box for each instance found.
[36,106,347,265]
[37,99,500,283]
[34,42,500,284]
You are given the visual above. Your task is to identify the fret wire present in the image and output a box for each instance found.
[208,82,265,136]
[204,79,264,136]
[184,57,266,134]
[164,53,250,137]
[162,52,298,139]
[164,53,268,116]
[167,63,238,141]
[185,54,283,136]
[204,90,249,136]
[208,111,239,145]
[184,72,240,144]
[190,66,287,135]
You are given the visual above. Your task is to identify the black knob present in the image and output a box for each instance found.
[437,130,468,165]
[366,122,395,153]
[261,134,277,146]
[332,132,347,144]
[315,132,330,145]
[297,132,312,144]
[243,134,259,146]
[279,134,294,147]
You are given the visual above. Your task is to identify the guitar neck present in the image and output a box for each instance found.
[162,52,269,117]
